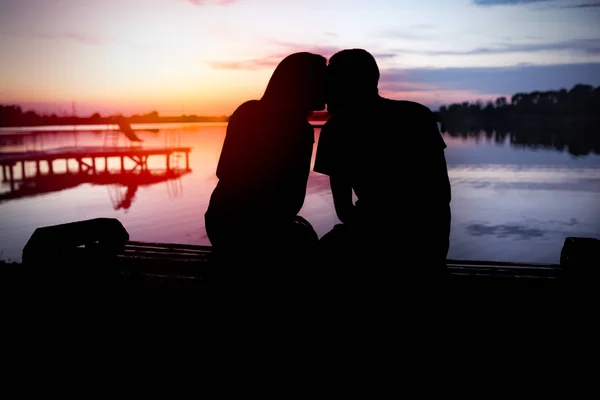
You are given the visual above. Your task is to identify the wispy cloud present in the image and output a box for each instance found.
[272,41,398,61]
[206,42,342,70]
[478,0,600,10]
[560,2,600,8]
[371,52,394,58]
[206,55,284,70]
[473,0,551,5]
[379,81,443,93]
[394,38,600,56]
[187,0,239,5]
[206,42,398,71]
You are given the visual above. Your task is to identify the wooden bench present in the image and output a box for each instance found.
[4,218,598,293]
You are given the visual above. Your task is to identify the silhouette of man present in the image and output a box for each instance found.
[314,49,451,280]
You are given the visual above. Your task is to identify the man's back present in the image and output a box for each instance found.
[318,97,449,212]
[315,97,451,264]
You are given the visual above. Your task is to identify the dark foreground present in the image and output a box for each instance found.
[2,217,598,306]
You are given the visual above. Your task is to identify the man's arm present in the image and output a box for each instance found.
[330,175,355,225]
[314,117,356,224]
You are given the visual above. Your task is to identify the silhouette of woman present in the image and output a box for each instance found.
[205,52,327,276]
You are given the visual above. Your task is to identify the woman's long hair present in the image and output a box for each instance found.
[261,52,327,115]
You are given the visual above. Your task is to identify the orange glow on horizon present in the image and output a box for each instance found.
[5,85,502,118]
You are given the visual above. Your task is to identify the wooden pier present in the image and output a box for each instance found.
[0,146,191,199]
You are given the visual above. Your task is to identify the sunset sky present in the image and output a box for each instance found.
[1,0,599,116]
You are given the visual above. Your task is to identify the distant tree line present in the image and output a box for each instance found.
[0,107,230,127]
[436,84,600,157]
[438,83,600,120]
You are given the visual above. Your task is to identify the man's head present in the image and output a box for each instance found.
[326,49,380,113]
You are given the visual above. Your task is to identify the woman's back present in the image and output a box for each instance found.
[204,51,325,269]
[207,100,315,223]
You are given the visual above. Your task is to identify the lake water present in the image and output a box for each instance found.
[1,122,599,264]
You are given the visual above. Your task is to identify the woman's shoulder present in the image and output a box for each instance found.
[230,100,262,121]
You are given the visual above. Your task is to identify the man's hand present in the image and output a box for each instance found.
[330,175,355,225]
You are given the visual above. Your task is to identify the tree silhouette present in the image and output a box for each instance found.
[436,83,600,157]
[0,105,229,127]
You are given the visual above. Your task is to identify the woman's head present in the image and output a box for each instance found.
[261,52,327,115]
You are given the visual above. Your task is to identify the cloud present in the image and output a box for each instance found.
[394,38,600,56]
[380,82,442,93]
[379,62,600,100]
[560,2,600,8]
[206,48,397,70]
[207,42,343,70]
[473,0,551,5]
[372,52,397,59]
[206,55,284,70]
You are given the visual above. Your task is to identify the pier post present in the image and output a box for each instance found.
[36,160,40,177]
[77,158,82,173]
[92,157,96,175]
[166,154,171,172]
[105,157,109,172]
[65,158,69,174]
[48,159,54,175]
[21,161,26,180]
[8,165,14,191]
[185,151,189,170]
[120,156,124,172]
[1,165,5,182]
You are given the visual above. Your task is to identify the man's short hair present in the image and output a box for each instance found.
[328,49,380,88]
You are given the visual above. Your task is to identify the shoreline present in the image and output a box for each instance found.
[0,120,328,131]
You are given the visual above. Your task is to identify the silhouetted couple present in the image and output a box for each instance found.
[204,49,451,290]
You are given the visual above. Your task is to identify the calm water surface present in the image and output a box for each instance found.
[1,122,599,263]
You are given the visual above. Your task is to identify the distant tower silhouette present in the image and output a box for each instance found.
[72,101,77,146]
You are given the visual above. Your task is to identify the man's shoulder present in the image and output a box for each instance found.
[383,98,434,116]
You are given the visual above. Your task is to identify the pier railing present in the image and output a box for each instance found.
[0,145,191,201]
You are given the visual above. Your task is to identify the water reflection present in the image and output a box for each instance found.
[442,119,600,157]
[467,223,546,240]
[0,122,598,265]
[0,127,191,211]
[465,218,592,241]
